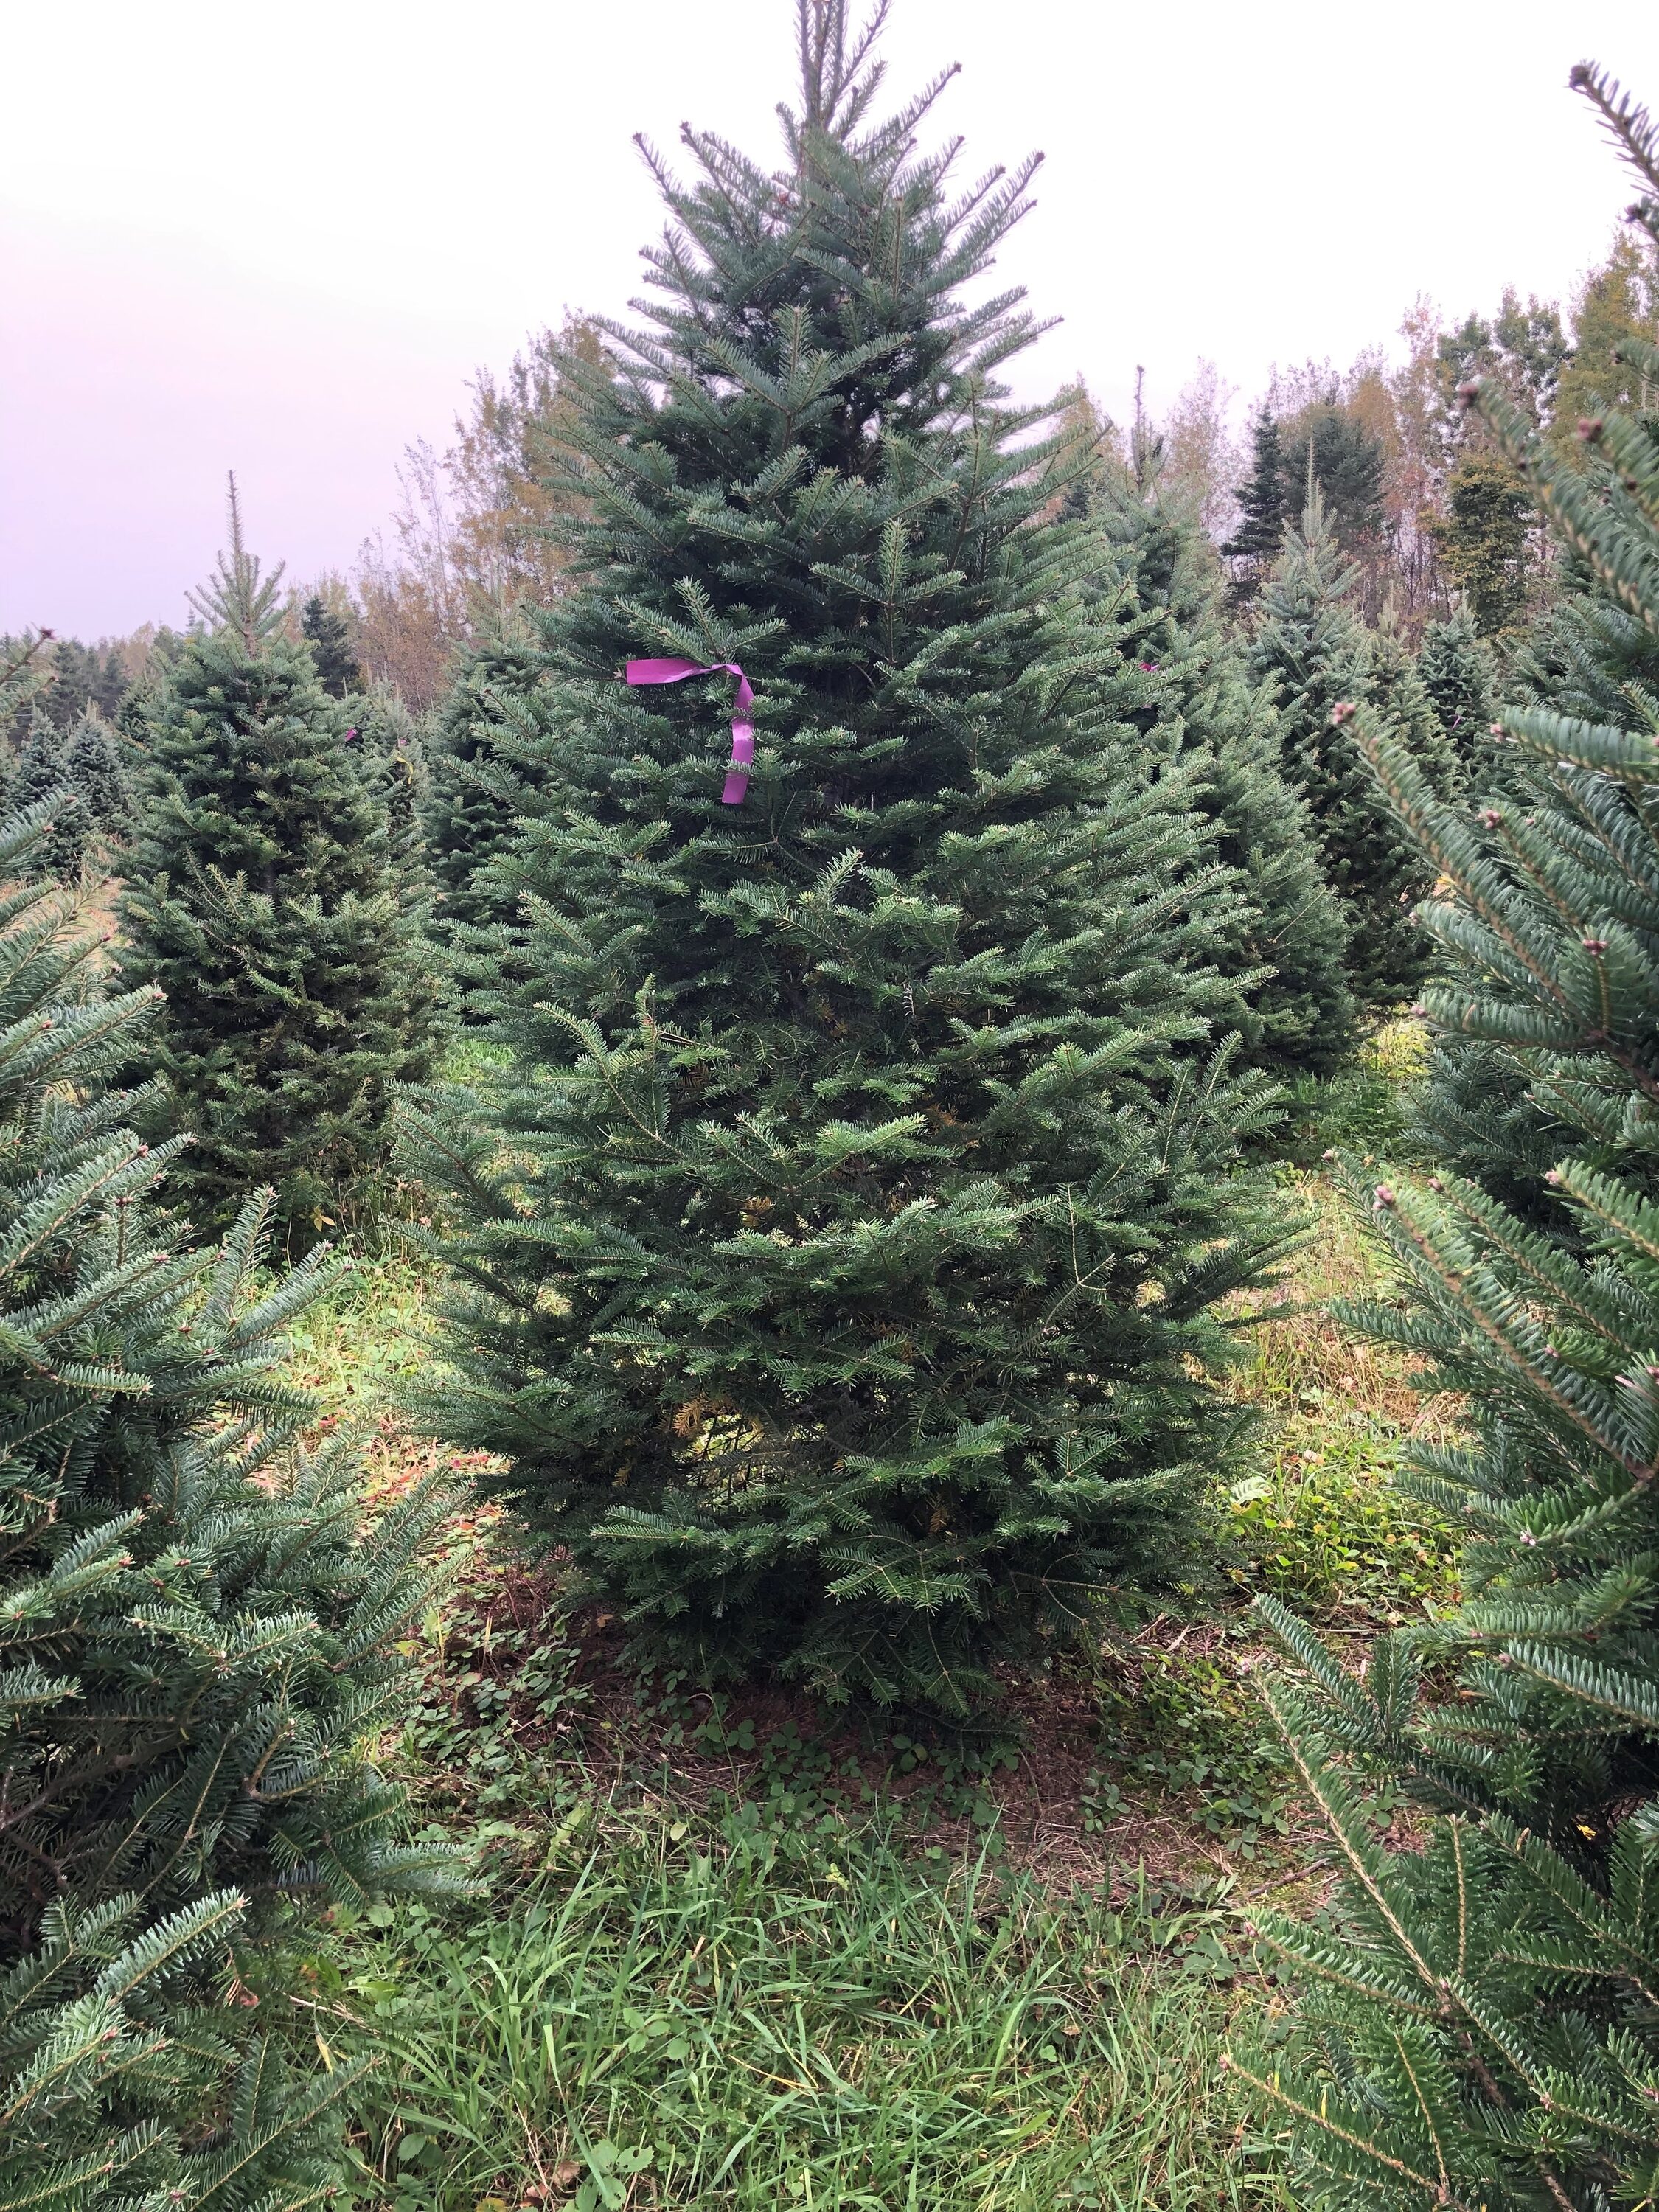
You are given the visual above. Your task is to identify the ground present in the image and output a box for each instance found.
[278,1032,1451,2212]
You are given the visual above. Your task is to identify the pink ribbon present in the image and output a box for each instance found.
[625,658,754,804]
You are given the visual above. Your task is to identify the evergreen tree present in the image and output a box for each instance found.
[64,704,131,851]
[116,481,436,1249]
[403,0,1291,1713]
[1099,467,1357,1078]
[1430,449,1534,633]
[1222,405,1286,598]
[349,681,429,885]
[16,637,130,741]
[11,705,89,880]
[1235,74,1659,2206]
[1417,606,1498,776]
[0,807,460,2203]
[1411,575,1630,1222]
[1364,605,1463,801]
[422,630,550,956]
[1248,490,1439,1008]
[302,589,363,697]
[1282,402,1388,561]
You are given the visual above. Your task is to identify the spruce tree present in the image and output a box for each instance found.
[0,807,460,2203]
[1249,490,1440,1008]
[301,588,362,696]
[1281,402,1388,562]
[403,0,1290,1712]
[117,484,435,1248]
[1098,467,1357,1078]
[1235,74,1659,2205]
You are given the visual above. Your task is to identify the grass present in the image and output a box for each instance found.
[283,1023,1450,2209]
[333,1806,1284,2212]
[1221,1169,1462,1630]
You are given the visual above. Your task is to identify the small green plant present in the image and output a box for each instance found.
[1225,1441,1461,1624]
[1092,1642,1295,1855]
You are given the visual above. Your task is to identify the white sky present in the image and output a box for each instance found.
[5,0,1659,639]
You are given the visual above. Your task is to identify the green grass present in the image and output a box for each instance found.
[334,1805,1283,2212]
[1221,1158,1462,1630]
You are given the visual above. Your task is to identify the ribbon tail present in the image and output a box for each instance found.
[722,718,754,806]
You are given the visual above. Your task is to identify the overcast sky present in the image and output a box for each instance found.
[6,0,1659,640]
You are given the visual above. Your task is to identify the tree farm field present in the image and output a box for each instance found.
[23,7,1659,2207]
[268,1040,1456,2212]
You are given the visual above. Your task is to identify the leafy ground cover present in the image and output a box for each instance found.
[274,1034,1451,2210]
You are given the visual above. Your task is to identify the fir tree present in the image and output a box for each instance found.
[0,807,461,2202]
[1364,605,1463,801]
[116,481,435,1249]
[13,636,129,742]
[1222,405,1287,597]
[1417,606,1498,777]
[1411,577,1624,1222]
[11,705,89,880]
[302,589,363,697]
[1248,489,1439,1008]
[422,630,550,953]
[403,0,1290,1713]
[1098,465,1357,1078]
[64,704,131,851]
[349,681,429,885]
[1236,72,1659,2208]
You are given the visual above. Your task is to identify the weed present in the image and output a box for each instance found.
[1090,1641,1294,1857]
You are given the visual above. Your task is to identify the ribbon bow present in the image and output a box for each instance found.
[625,658,754,804]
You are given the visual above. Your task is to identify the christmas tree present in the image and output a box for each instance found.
[64,704,131,855]
[117,481,435,1248]
[349,679,430,886]
[301,588,363,696]
[0,806,461,2203]
[10,706,85,878]
[1097,463,1357,1079]
[1281,401,1388,563]
[1249,488,1439,1009]
[8,636,129,742]
[1365,605,1463,801]
[1236,69,1659,2208]
[403,0,1291,1712]
[422,628,553,919]
[1221,405,1287,599]
[1417,606,1498,778]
